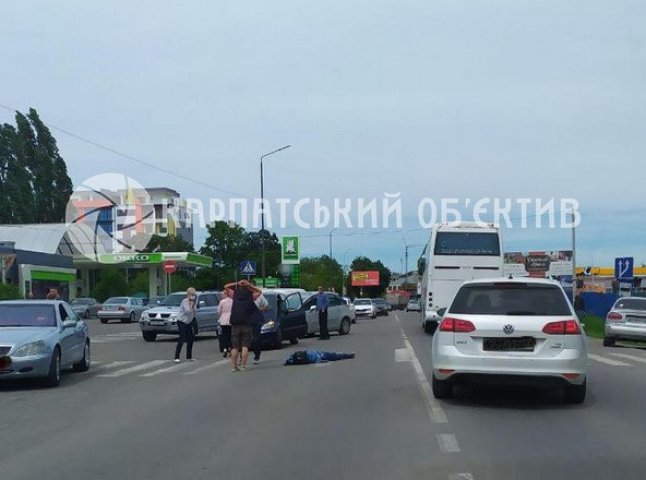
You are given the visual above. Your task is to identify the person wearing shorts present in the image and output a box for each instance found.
[227,280,257,372]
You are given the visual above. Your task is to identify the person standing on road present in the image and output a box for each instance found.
[316,286,330,340]
[218,287,233,358]
[252,287,269,364]
[228,280,255,372]
[174,287,196,363]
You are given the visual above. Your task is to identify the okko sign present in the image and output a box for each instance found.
[281,236,300,264]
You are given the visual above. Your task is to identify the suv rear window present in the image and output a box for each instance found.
[449,283,572,316]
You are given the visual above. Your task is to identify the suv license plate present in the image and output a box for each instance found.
[483,337,536,352]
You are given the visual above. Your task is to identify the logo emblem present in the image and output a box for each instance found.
[503,324,515,335]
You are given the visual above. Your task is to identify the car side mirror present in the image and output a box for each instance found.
[62,319,76,329]
[437,308,447,317]
[310,305,317,311]
[198,300,206,308]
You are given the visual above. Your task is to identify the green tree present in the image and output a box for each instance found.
[90,270,129,302]
[199,221,282,288]
[0,283,22,300]
[143,234,195,253]
[0,108,73,224]
[300,255,343,292]
[348,256,392,298]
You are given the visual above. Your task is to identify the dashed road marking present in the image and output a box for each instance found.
[437,433,460,453]
[140,362,193,377]
[588,354,632,367]
[94,361,135,371]
[395,314,448,424]
[449,474,474,480]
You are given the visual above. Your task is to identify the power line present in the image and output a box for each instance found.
[0,101,247,199]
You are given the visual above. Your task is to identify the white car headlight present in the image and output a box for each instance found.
[13,340,48,357]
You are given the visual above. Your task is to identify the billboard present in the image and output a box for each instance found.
[351,270,380,287]
[504,250,573,278]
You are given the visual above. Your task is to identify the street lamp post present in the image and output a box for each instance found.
[329,227,337,259]
[260,145,291,287]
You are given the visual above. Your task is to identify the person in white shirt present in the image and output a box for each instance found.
[174,287,196,363]
[218,288,233,357]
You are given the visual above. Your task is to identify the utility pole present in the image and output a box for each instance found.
[571,209,576,305]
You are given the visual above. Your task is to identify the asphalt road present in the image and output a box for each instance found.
[2,312,646,480]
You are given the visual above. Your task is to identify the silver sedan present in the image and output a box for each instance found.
[98,297,147,324]
[604,297,646,346]
[0,300,90,387]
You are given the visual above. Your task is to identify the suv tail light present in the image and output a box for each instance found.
[542,320,581,335]
[606,312,623,322]
[439,317,476,333]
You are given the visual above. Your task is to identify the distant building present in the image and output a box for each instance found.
[388,271,420,294]
[69,186,193,252]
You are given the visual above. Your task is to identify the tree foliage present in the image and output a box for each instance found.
[143,234,194,253]
[300,255,343,292]
[0,108,73,223]
[199,221,281,289]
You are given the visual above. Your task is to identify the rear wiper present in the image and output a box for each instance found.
[505,311,536,316]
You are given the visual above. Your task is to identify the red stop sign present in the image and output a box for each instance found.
[163,260,178,274]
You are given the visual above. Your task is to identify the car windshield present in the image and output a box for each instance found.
[355,299,371,305]
[71,299,91,305]
[449,283,572,316]
[161,294,185,307]
[0,304,57,327]
[105,297,129,304]
[614,299,646,311]
[261,294,279,321]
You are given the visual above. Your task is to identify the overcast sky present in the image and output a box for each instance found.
[2,1,645,272]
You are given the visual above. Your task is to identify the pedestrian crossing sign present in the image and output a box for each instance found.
[240,260,256,276]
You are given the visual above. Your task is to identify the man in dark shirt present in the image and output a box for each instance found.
[316,286,330,340]
[228,280,256,372]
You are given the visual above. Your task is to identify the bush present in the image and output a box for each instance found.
[0,283,22,300]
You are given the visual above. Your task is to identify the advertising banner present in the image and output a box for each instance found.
[351,270,380,287]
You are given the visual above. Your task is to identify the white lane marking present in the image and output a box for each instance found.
[98,360,167,377]
[608,352,646,364]
[183,359,229,375]
[94,361,135,371]
[314,362,331,368]
[140,362,193,377]
[437,433,460,453]
[395,348,411,362]
[588,354,632,367]
[92,337,139,344]
[449,474,474,480]
[395,314,448,424]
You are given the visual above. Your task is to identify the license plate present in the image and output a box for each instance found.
[150,321,166,326]
[483,336,536,352]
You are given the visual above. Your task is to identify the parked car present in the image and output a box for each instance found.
[97,297,148,324]
[354,299,376,318]
[342,296,357,323]
[70,297,102,319]
[302,292,353,337]
[139,291,221,342]
[431,277,588,403]
[406,300,421,312]
[260,289,309,349]
[147,296,166,307]
[604,297,646,346]
[372,298,390,316]
[0,300,91,387]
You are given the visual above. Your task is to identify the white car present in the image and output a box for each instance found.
[353,299,376,318]
[431,277,588,403]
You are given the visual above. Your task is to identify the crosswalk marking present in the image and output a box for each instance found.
[94,361,135,371]
[98,360,167,377]
[140,362,193,377]
[183,360,229,375]
[608,352,646,364]
[588,354,632,367]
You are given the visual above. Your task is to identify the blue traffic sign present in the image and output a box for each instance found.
[240,260,256,276]
[614,257,634,281]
